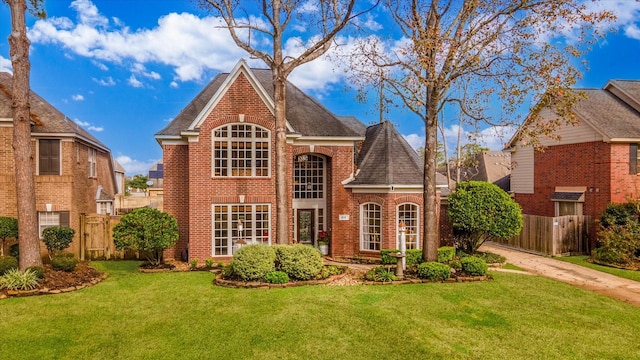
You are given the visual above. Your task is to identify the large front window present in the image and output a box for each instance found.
[397,203,419,249]
[361,203,381,251]
[212,124,270,177]
[212,204,270,256]
[293,154,324,199]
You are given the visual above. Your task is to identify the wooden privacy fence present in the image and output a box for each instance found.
[79,213,136,260]
[492,215,590,256]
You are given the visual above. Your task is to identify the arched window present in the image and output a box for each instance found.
[212,123,270,177]
[293,154,325,199]
[397,203,419,249]
[361,203,381,251]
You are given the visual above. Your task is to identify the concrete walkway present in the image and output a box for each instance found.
[481,242,640,307]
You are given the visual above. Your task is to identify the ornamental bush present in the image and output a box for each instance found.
[51,253,78,272]
[599,202,640,228]
[365,266,397,282]
[0,255,18,275]
[113,207,179,266]
[437,246,456,263]
[381,249,423,267]
[593,224,640,265]
[461,257,488,276]
[274,244,323,280]
[264,271,289,284]
[0,268,40,290]
[42,226,75,258]
[0,216,18,257]
[417,262,451,281]
[448,181,523,254]
[231,244,276,281]
[26,266,45,280]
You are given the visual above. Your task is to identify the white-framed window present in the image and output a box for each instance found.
[97,201,112,215]
[88,148,97,178]
[397,203,419,249]
[38,211,70,238]
[293,154,325,199]
[212,204,271,256]
[212,124,270,177]
[360,203,381,251]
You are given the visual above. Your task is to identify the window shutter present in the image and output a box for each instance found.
[39,139,60,175]
[59,211,70,227]
[630,144,638,175]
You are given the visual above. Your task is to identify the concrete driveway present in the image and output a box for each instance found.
[481,242,640,307]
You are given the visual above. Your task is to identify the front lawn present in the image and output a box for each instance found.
[554,255,640,282]
[1,261,639,359]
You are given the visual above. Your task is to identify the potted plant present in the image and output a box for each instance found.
[318,230,329,256]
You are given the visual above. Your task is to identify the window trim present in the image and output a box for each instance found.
[211,123,271,178]
[38,139,61,176]
[88,147,97,178]
[293,154,325,199]
[38,211,70,238]
[211,203,271,256]
[360,202,382,252]
[396,203,420,250]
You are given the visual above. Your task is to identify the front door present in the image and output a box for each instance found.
[297,209,315,245]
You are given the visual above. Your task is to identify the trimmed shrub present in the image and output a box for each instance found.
[231,244,276,281]
[593,224,640,265]
[26,266,45,280]
[437,246,456,263]
[380,249,399,265]
[51,253,78,272]
[9,243,19,258]
[113,207,179,266]
[0,268,40,290]
[449,181,523,254]
[599,202,639,228]
[461,257,488,276]
[365,266,397,282]
[264,271,289,284]
[417,262,451,281]
[381,249,423,267]
[42,226,75,258]
[0,216,18,257]
[0,255,18,275]
[274,244,323,280]
[205,258,214,268]
[406,249,423,266]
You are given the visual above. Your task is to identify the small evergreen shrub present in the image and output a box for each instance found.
[205,258,214,268]
[9,243,19,258]
[26,266,45,280]
[274,244,323,280]
[380,249,400,265]
[231,244,276,281]
[318,265,343,279]
[0,255,18,275]
[190,259,198,270]
[365,266,397,282]
[406,249,423,266]
[417,262,451,281]
[264,271,289,284]
[599,202,639,228]
[0,216,18,257]
[437,246,456,263]
[0,268,40,290]
[449,259,462,272]
[51,253,78,272]
[42,226,75,258]
[221,264,234,278]
[381,249,423,266]
[461,257,488,276]
[476,252,506,264]
[593,224,640,265]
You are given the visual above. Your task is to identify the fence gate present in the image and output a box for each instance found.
[79,213,125,260]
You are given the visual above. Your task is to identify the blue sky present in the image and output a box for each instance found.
[0,0,639,175]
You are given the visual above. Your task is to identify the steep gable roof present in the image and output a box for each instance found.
[0,72,109,151]
[347,121,447,187]
[156,60,363,139]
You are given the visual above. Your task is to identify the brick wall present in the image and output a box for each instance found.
[163,144,189,260]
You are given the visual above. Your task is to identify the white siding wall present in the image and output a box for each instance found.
[511,145,534,194]
[538,108,604,146]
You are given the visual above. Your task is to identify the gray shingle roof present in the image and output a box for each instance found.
[349,121,447,186]
[574,87,640,139]
[156,67,364,138]
[0,72,109,150]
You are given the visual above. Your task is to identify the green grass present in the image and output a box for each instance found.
[1,261,640,360]
[554,256,640,282]
[502,263,525,271]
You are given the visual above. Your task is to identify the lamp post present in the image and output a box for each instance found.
[398,220,407,271]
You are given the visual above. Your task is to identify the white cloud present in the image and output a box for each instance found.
[170,81,179,88]
[0,56,12,73]
[93,76,115,86]
[72,94,84,101]
[353,14,383,31]
[441,124,517,152]
[74,118,104,132]
[128,75,143,88]
[116,155,159,176]
[403,133,425,149]
[91,60,108,71]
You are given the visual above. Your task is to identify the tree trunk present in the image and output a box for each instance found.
[8,0,43,270]
[422,101,439,262]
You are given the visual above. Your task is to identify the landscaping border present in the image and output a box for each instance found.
[1,273,109,299]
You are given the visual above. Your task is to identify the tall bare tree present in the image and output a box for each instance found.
[199,0,375,244]
[348,0,613,261]
[5,0,46,270]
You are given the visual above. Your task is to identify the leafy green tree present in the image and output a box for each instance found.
[113,208,179,266]
[0,217,18,257]
[448,181,522,254]
[42,226,75,259]
[126,174,149,195]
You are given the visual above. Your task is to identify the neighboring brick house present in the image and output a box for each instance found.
[155,60,447,261]
[0,72,118,257]
[507,80,640,239]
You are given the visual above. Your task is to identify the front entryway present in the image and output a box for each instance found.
[297,209,315,245]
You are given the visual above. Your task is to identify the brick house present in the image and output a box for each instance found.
[507,80,640,242]
[155,60,447,261]
[0,72,118,257]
